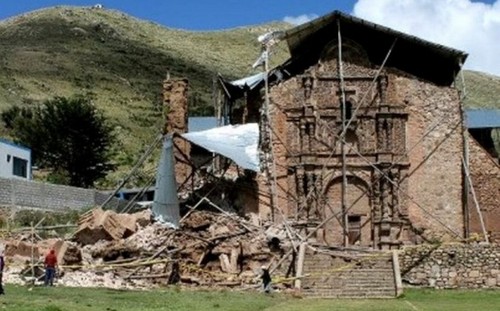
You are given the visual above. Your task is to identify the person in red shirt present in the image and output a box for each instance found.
[44,249,58,286]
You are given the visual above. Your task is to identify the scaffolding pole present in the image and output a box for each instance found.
[337,20,349,247]
[262,43,279,222]
[462,156,489,243]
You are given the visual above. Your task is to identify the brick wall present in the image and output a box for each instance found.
[0,176,123,210]
[400,243,500,288]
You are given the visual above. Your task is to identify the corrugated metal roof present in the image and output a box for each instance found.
[188,117,218,132]
[465,109,500,129]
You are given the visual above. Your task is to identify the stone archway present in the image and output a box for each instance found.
[322,175,372,246]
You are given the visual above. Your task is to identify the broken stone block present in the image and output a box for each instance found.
[73,208,127,245]
[63,243,82,267]
[5,240,40,259]
[133,209,152,227]
[114,213,137,238]
[181,212,211,230]
[219,254,231,273]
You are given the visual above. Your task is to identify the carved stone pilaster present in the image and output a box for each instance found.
[296,166,305,218]
[303,76,313,100]
[391,169,401,221]
[379,75,388,103]
[372,170,382,221]
[381,180,390,221]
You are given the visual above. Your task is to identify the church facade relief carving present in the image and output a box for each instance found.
[268,41,424,249]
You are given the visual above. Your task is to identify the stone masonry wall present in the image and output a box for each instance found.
[262,54,464,246]
[400,243,500,289]
[391,73,464,242]
[468,136,500,241]
[0,176,122,210]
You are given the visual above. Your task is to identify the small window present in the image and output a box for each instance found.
[340,101,353,122]
[12,156,28,178]
[6,155,11,162]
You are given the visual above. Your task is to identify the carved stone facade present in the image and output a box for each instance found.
[252,40,464,249]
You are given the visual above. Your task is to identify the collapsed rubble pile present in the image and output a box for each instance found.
[2,207,295,290]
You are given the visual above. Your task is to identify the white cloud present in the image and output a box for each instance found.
[353,0,500,76]
[283,14,319,25]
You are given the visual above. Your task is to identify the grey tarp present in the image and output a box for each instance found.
[152,135,180,227]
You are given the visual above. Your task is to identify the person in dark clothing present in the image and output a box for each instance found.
[44,249,58,286]
[0,252,5,295]
[260,265,272,293]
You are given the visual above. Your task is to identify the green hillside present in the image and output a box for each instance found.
[459,70,500,109]
[0,6,497,187]
[0,6,289,186]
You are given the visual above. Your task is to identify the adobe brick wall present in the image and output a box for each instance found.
[163,78,191,186]
[467,136,500,241]
[400,243,500,288]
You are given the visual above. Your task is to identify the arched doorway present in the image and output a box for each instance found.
[322,175,372,246]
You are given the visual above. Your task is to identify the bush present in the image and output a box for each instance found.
[13,209,82,227]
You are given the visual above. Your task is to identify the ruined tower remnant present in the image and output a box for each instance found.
[162,78,191,186]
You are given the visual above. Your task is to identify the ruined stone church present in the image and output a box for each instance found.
[221,11,468,249]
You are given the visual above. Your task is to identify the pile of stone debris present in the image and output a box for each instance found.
[2,207,295,290]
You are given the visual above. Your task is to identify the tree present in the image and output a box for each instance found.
[1,96,115,188]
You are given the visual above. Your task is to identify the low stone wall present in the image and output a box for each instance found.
[0,176,124,211]
[400,243,500,289]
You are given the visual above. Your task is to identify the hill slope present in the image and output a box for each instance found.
[0,6,290,185]
[0,6,498,187]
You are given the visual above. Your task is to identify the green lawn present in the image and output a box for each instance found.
[2,285,500,311]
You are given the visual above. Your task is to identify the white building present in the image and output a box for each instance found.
[0,138,32,180]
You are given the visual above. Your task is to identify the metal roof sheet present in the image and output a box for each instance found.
[465,109,500,129]
[188,117,218,133]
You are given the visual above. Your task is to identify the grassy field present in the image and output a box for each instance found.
[2,285,500,311]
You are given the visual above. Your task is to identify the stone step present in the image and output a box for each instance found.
[306,275,394,280]
[304,291,396,298]
[304,268,393,273]
[301,251,398,298]
[305,285,395,291]
[308,280,394,285]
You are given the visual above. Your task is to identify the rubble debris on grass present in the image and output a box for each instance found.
[1,207,296,290]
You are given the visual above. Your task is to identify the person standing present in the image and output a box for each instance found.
[260,265,272,293]
[44,249,58,286]
[0,251,5,295]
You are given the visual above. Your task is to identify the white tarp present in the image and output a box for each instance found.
[182,123,260,172]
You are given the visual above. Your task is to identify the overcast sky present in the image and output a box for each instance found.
[0,0,498,76]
